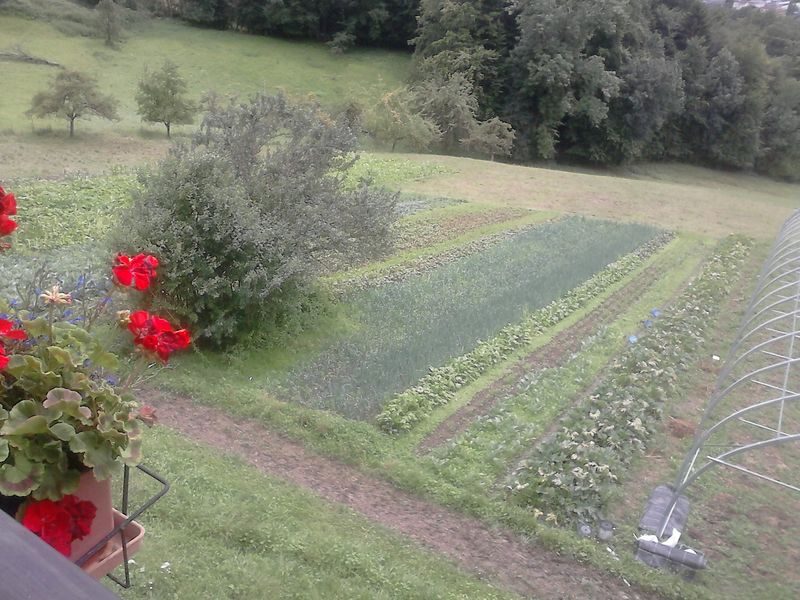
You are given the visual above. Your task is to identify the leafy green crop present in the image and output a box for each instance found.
[281,217,662,420]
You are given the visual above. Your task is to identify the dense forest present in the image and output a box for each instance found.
[118,1,800,177]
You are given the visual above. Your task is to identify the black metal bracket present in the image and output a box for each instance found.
[74,464,170,589]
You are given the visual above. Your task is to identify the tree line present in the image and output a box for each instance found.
[168,0,800,178]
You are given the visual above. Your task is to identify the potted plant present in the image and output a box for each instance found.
[0,184,189,577]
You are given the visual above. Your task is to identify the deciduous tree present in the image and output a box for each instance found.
[27,70,118,137]
[135,61,198,137]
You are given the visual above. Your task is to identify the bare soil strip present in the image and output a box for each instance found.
[148,392,648,600]
[418,262,664,453]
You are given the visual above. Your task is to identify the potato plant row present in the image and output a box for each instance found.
[507,235,752,523]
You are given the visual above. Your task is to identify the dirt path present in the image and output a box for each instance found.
[148,391,649,600]
[418,262,663,453]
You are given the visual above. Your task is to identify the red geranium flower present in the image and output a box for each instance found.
[0,318,25,371]
[0,318,27,341]
[128,310,191,363]
[113,253,159,291]
[59,495,97,541]
[0,214,16,236]
[0,186,17,216]
[21,496,97,556]
[21,499,74,556]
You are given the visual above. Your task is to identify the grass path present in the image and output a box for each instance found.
[146,392,649,600]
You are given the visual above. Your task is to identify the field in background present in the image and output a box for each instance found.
[399,154,799,240]
[0,11,407,178]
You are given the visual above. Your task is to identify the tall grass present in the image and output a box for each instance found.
[281,217,661,419]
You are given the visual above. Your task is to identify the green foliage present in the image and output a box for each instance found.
[0,319,142,500]
[460,116,514,159]
[509,235,752,522]
[177,0,420,48]
[342,155,453,188]
[135,60,198,137]
[376,232,671,432]
[366,88,442,152]
[3,175,135,253]
[27,70,119,137]
[118,94,397,347]
[282,217,661,420]
[96,0,122,48]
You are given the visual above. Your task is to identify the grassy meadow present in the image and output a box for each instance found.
[2,5,800,600]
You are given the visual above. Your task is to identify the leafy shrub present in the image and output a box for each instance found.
[117,93,397,347]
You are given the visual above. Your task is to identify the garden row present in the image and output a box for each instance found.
[280,217,662,420]
[508,235,752,523]
[377,231,673,433]
[332,213,552,292]
[418,235,707,504]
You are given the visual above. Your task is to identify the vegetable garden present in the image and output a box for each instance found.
[2,158,798,600]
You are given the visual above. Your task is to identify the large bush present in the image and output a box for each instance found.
[118,93,397,347]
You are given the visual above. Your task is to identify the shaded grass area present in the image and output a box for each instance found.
[111,428,515,600]
[281,217,660,419]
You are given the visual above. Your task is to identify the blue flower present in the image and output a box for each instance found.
[628,335,638,344]
[643,319,654,329]
[651,308,662,318]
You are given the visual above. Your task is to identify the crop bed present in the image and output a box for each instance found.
[280,217,661,420]
[508,235,752,523]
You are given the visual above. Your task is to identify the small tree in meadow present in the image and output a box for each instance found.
[27,70,119,137]
[460,117,515,160]
[135,61,197,137]
[96,0,123,48]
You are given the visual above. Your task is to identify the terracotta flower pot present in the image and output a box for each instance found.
[69,470,115,563]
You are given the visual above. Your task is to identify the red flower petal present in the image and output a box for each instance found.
[0,191,16,216]
[112,265,133,287]
[0,215,17,236]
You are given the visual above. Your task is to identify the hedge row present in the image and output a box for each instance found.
[376,233,674,433]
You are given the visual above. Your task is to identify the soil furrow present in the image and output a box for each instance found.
[417,262,664,453]
[148,391,649,600]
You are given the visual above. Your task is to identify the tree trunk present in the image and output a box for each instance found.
[391,138,397,152]
[69,117,75,138]
[166,122,171,138]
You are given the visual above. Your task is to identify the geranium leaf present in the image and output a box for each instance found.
[49,422,76,442]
